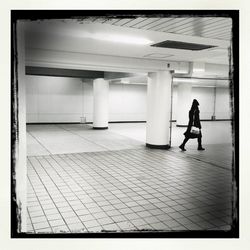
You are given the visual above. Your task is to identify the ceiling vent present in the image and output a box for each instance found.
[151,40,217,51]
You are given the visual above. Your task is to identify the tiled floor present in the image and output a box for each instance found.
[26,122,235,234]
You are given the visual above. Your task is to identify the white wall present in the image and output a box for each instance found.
[26,75,83,122]
[26,75,231,123]
[192,87,215,119]
[172,86,231,120]
[109,84,147,121]
[26,75,147,123]
[215,87,231,119]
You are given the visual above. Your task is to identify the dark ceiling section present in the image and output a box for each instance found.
[25,66,105,79]
[151,40,217,51]
[26,67,140,80]
[104,72,142,80]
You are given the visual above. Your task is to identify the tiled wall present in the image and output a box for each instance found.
[26,75,231,123]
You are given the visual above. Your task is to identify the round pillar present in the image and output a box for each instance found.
[176,82,192,126]
[93,78,109,129]
[146,71,172,149]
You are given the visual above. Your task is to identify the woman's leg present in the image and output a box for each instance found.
[180,136,189,151]
[197,133,205,150]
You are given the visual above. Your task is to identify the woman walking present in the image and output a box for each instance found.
[179,99,205,151]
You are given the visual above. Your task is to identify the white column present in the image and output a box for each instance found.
[16,21,27,232]
[146,71,172,149]
[176,82,192,126]
[93,78,109,129]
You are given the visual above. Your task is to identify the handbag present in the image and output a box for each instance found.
[190,111,200,135]
[191,126,200,135]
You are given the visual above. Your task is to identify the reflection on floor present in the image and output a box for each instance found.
[26,122,235,234]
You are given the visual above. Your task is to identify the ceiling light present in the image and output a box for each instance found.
[77,31,153,45]
[93,33,153,45]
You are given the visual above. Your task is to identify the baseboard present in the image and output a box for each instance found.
[146,143,171,150]
[109,121,146,123]
[26,122,82,125]
[26,119,231,125]
[26,121,147,125]
[93,127,108,130]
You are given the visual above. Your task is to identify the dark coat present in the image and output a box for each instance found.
[184,108,202,138]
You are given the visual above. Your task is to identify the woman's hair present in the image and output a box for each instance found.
[191,99,199,110]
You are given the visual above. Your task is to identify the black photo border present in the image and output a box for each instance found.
[11,9,239,238]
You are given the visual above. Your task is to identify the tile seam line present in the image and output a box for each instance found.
[27,131,52,155]
[55,124,118,151]
[57,123,144,146]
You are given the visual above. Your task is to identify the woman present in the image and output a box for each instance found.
[179,99,205,151]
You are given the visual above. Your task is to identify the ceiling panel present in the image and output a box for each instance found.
[90,16,232,41]
[102,18,122,25]
[112,18,135,26]
[170,17,214,33]
[153,18,189,31]
[135,18,165,29]
[122,17,148,27]
[130,18,162,28]
[157,18,196,32]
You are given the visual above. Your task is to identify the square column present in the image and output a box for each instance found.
[146,71,172,149]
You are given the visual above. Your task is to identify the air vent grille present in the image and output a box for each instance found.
[151,40,217,51]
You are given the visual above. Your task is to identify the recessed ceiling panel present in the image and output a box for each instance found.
[151,40,217,51]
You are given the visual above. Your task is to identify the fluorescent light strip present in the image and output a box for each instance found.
[75,31,153,45]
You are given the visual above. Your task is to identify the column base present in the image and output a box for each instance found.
[93,127,108,130]
[146,143,171,149]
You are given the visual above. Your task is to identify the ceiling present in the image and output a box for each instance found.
[88,16,232,41]
[25,16,232,66]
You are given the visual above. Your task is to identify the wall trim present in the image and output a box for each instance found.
[93,127,108,130]
[26,119,231,125]
[146,143,171,150]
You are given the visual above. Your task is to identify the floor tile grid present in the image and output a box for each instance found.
[142,149,233,198]
[137,149,233,211]
[26,190,36,233]
[27,147,232,233]
[28,158,74,233]
[50,153,130,232]
[58,151,180,229]
[66,150,227,230]
[28,157,86,233]
[27,166,55,233]
[55,153,159,231]
[92,148,234,229]
[92,150,227,211]
[118,149,232,197]
[147,149,233,225]
[170,144,233,170]
[77,150,230,230]
[38,155,114,233]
